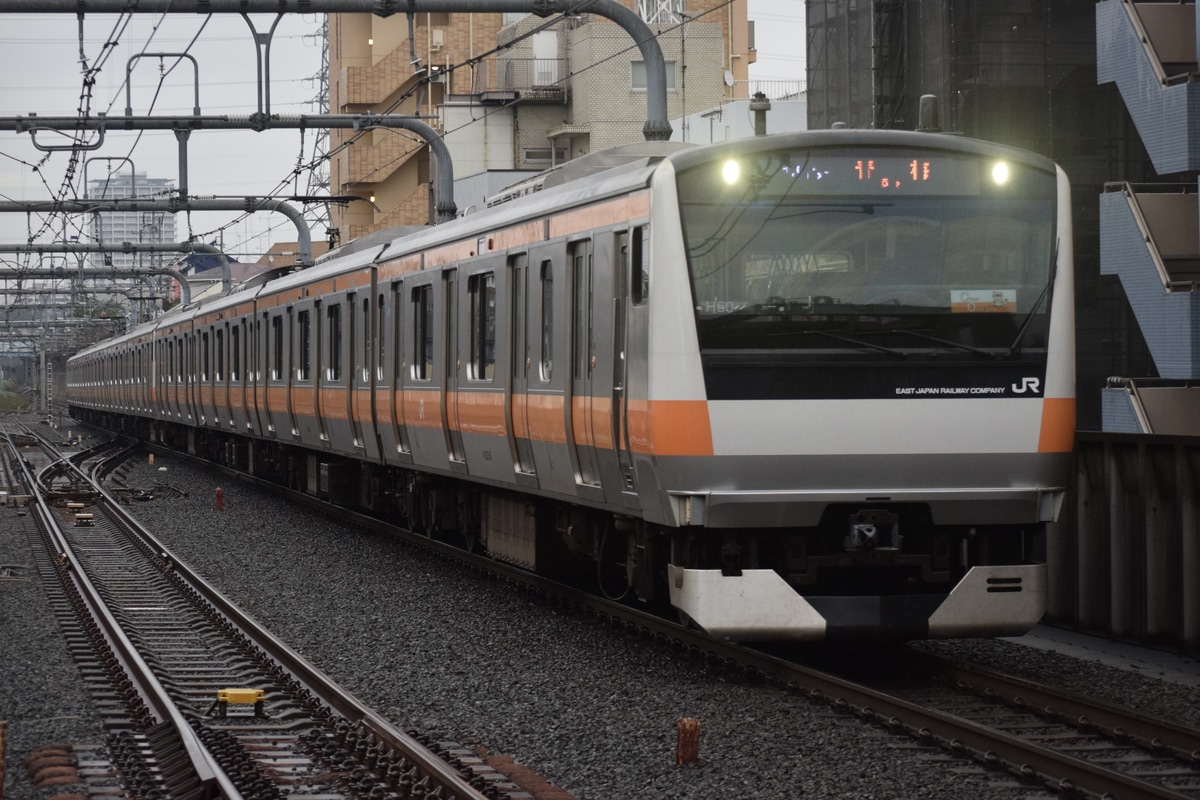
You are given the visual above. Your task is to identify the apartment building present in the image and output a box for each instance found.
[328,0,755,241]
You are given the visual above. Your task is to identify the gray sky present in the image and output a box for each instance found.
[0,1,803,259]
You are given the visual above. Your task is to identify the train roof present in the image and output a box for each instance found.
[70,129,1061,363]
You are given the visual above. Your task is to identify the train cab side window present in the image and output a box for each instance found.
[468,272,496,381]
[412,285,433,381]
[539,260,553,382]
[271,315,284,381]
[327,303,343,381]
[632,225,648,305]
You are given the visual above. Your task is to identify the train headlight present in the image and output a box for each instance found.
[991,161,1010,186]
[721,159,741,185]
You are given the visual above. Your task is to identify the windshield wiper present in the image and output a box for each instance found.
[889,329,999,358]
[1006,241,1057,357]
[780,329,908,358]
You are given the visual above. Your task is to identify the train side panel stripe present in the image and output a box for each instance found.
[1037,397,1076,453]
[628,400,714,457]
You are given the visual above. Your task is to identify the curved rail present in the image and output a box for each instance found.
[19,426,501,800]
[6,427,243,799]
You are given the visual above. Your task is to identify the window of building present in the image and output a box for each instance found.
[631,60,677,91]
[523,147,568,165]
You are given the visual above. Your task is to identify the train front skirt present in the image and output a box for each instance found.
[667,564,1047,641]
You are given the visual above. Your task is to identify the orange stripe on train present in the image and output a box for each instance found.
[1038,397,1076,453]
[628,400,714,457]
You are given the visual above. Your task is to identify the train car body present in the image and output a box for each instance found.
[68,129,1075,642]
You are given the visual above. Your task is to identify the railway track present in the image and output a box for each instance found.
[152,440,1200,800]
[24,425,1200,800]
[4,425,527,800]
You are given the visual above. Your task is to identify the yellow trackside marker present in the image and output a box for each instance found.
[213,688,266,718]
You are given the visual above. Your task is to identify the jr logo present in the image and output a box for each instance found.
[1012,377,1041,394]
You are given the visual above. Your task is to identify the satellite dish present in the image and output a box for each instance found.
[723,70,734,87]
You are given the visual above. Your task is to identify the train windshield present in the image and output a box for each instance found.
[676,146,1058,354]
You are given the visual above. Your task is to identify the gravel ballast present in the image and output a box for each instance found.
[4,437,1200,799]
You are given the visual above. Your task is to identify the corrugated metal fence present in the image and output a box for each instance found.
[1046,432,1200,653]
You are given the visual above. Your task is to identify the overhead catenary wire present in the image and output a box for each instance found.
[2,1,737,265]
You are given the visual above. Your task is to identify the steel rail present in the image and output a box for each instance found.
[140,439,1200,800]
[9,429,244,800]
[248,461,1198,800]
[92,454,496,800]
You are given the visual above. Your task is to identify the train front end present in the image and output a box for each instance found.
[637,130,1074,641]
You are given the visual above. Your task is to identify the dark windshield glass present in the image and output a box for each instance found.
[676,147,1057,354]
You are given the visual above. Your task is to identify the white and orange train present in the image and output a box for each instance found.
[68,129,1075,641]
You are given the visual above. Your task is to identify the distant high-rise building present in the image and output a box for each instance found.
[86,172,177,270]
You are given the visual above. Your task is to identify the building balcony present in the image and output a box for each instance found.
[1096,0,1200,174]
[473,57,568,104]
[1100,183,1200,381]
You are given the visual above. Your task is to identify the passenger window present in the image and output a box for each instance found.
[271,316,284,381]
[412,285,433,381]
[540,260,553,382]
[468,272,496,381]
[377,293,386,380]
[297,310,312,381]
[327,303,343,381]
[231,325,241,381]
[216,329,225,382]
[571,241,592,379]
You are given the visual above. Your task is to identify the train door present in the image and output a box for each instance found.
[315,293,353,452]
[443,268,466,465]
[253,314,272,435]
[508,253,536,477]
[351,290,381,460]
[388,280,411,458]
[184,331,198,423]
[348,292,369,453]
[294,303,317,440]
[402,277,450,470]
[569,238,602,488]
